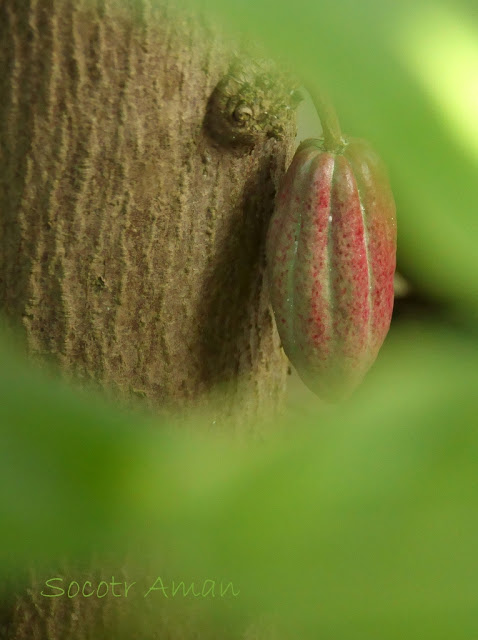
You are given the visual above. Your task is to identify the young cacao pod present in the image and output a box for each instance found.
[266,137,397,401]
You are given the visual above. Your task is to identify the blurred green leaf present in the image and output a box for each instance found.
[0,338,151,567]
[3,324,478,637]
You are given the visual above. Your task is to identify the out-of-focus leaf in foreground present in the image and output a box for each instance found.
[193,325,478,639]
[3,323,478,639]
[0,339,139,567]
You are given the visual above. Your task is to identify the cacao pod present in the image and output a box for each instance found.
[266,137,397,401]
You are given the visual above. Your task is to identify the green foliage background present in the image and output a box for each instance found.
[1,0,478,637]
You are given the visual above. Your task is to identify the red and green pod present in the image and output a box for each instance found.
[266,137,397,401]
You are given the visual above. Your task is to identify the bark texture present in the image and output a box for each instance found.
[0,0,298,638]
[0,0,297,426]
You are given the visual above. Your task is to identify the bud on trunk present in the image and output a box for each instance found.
[266,137,397,401]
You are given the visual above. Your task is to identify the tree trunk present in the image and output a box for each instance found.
[0,0,298,425]
[0,0,299,638]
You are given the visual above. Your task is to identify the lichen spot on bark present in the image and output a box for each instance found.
[204,57,302,148]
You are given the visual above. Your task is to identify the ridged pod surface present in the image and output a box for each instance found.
[266,137,397,401]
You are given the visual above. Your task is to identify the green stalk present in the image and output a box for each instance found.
[308,87,345,153]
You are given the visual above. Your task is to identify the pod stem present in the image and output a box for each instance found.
[309,87,344,152]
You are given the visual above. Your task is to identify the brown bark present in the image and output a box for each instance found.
[0,0,298,425]
[0,0,299,638]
